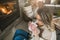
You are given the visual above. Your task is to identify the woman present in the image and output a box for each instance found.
[28,1,56,40]
[23,0,60,40]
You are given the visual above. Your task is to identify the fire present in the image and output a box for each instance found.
[0,6,12,15]
[1,7,7,13]
[0,2,15,15]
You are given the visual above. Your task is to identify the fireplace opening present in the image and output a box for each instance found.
[0,0,20,32]
[0,4,12,15]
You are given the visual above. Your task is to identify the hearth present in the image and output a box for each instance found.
[0,0,20,31]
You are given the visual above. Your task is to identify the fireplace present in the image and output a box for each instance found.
[0,0,20,32]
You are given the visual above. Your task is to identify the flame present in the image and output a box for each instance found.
[0,7,12,15]
[0,2,15,15]
[1,7,7,13]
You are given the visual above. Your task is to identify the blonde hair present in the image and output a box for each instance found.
[37,7,53,26]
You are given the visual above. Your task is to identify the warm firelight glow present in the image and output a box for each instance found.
[0,7,12,15]
[0,2,15,15]
[1,7,7,13]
